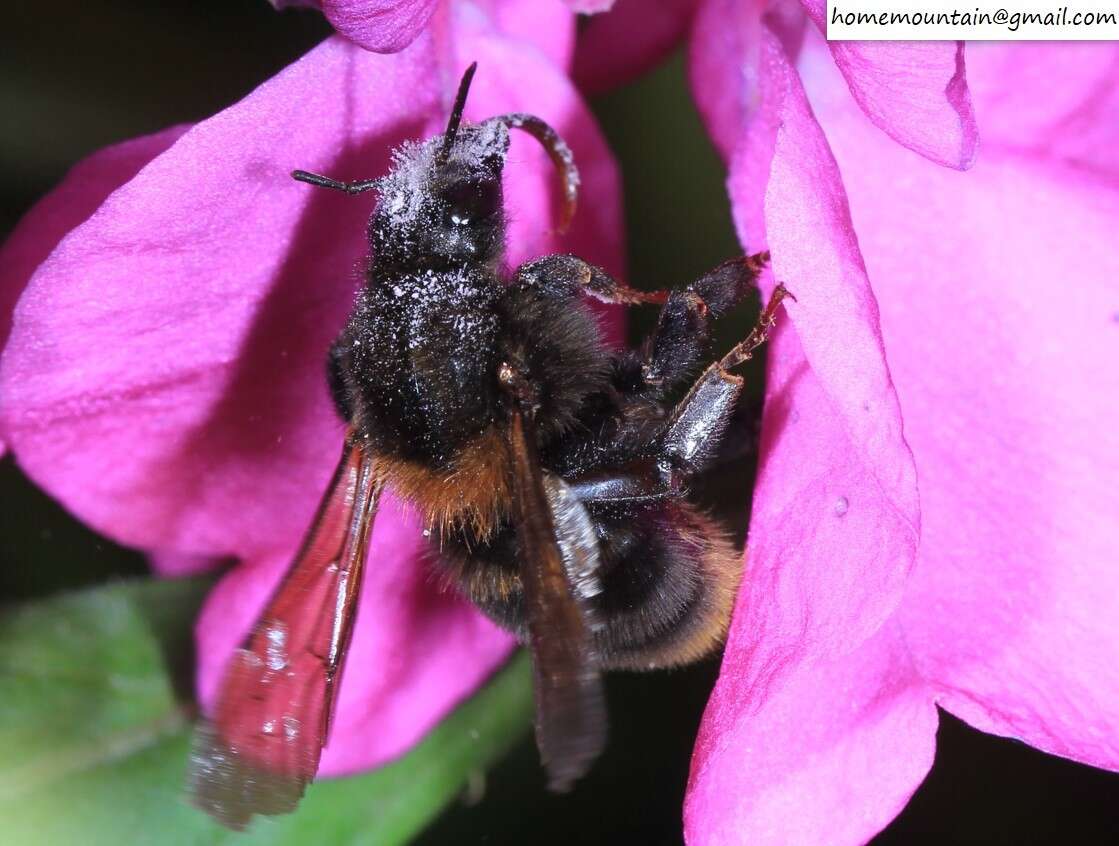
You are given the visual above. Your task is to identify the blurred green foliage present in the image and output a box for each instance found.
[0,579,533,845]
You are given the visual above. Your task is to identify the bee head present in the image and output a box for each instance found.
[369,64,579,270]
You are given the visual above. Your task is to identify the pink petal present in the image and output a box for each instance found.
[148,549,222,577]
[686,622,936,846]
[1,36,446,559]
[964,42,1119,179]
[688,0,762,162]
[320,0,440,53]
[564,0,614,12]
[724,23,920,677]
[475,0,576,70]
[196,495,515,775]
[688,0,809,160]
[686,19,922,841]
[797,0,978,170]
[0,126,187,456]
[573,0,696,94]
[801,31,1119,770]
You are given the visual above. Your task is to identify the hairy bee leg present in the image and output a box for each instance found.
[659,282,792,476]
[636,252,771,396]
[514,255,669,305]
[638,289,713,392]
[717,282,793,371]
[660,364,744,477]
[689,252,770,317]
[567,370,757,507]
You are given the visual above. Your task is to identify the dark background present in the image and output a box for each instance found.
[1,3,1116,844]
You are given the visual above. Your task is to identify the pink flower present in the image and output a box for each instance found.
[5,0,1117,840]
[0,1,623,776]
[270,0,612,54]
[573,0,698,93]
[673,1,1119,843]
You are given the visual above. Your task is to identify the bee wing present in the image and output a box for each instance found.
[188,433,382,830]
[507,407,608,791]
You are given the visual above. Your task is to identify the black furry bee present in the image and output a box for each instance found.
[189,64,790,829]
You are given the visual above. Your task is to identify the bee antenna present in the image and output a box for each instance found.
[437,62,478,166]
[494,113,580,232]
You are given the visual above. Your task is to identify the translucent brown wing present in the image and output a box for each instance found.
[507,407,608,791]
[188,432,381,829]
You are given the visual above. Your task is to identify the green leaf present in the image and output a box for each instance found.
[0,578,532,845]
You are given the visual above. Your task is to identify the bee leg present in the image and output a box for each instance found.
[629,253,772,398]
[715,282,793,371]
[688,252,770,318]
[635,289,713,395]
[659,364,744,477]
[565,457,681,506]
[514,255,669,305]
[660,283,793,477]
[514,251,770,311]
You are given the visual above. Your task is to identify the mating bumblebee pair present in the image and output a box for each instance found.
[189,63,791,829]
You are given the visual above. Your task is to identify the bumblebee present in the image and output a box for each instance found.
[189,64,790,829]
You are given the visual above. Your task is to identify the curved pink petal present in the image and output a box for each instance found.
[320,0,440,53]
[0,126,187,456]
[964,42,1119,179]
[686,622,936,845]
[196,496,515,776]
[723,21,919,675]
[801,32,1119,769]
[475,0,576,70]
[688,0,760,162]
[687,19,921,841]
[287,0,577,68]
[573,0,696,95]
[797,0,978,170]
[564,0,614,12]
[689,0,809,161]
[0,36,447,559]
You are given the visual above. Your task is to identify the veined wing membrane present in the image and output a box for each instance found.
[507,408,607,791]
[188,432,381,829]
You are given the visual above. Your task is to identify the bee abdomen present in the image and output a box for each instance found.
[591,503,741,670]
[435,501,741,671]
